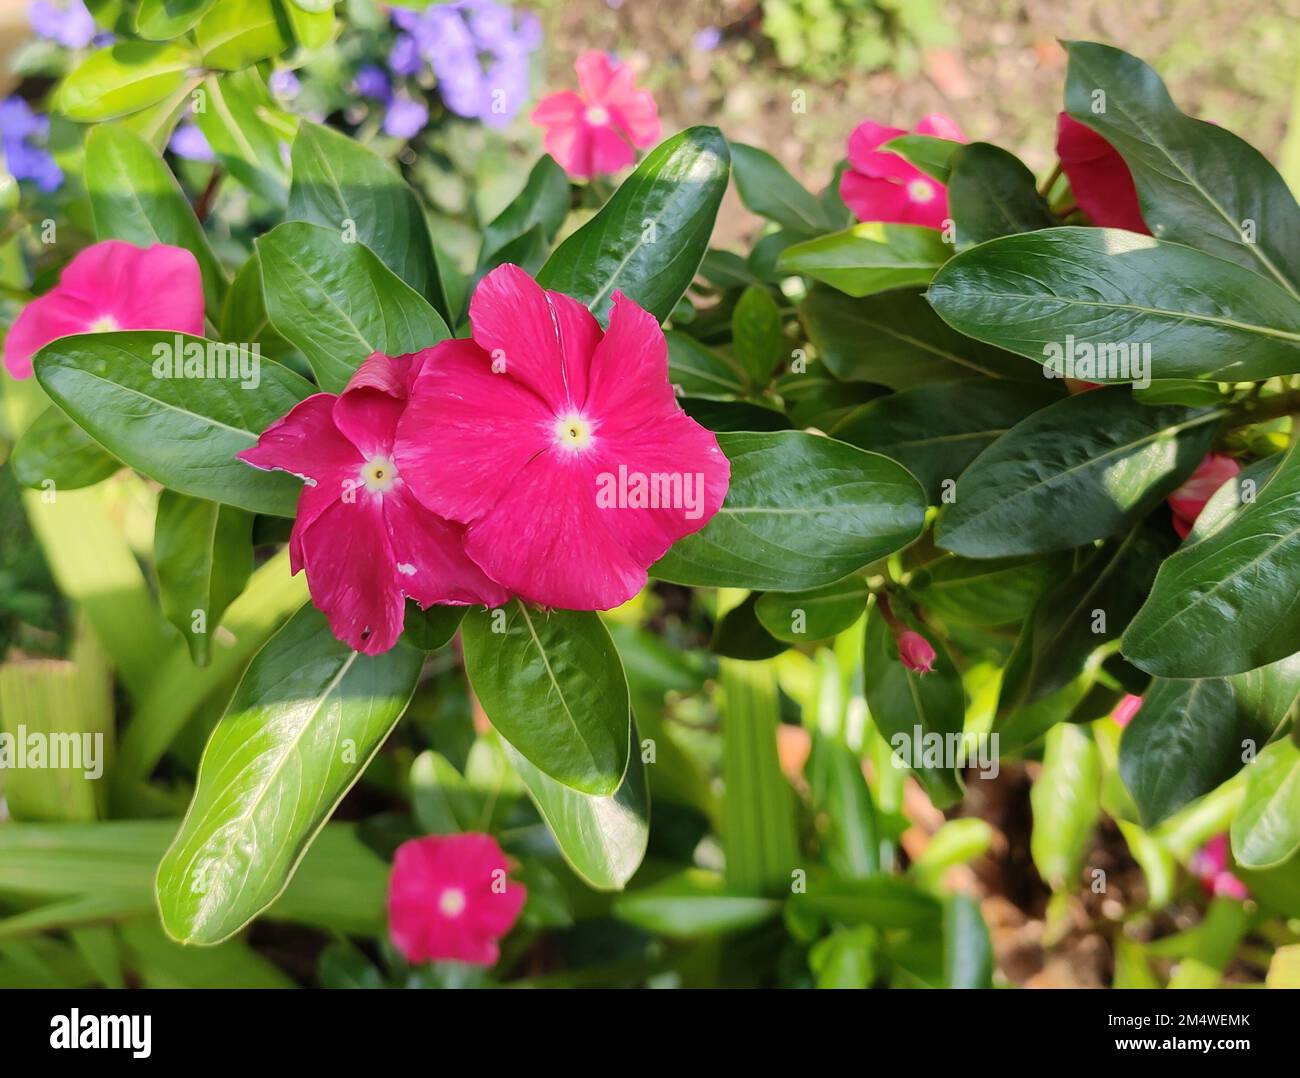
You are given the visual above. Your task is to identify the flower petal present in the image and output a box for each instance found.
[531,89,585,126]
[238,393,361,485]
[4,290,99,378]
[838,170,911,224]
[846,120,907,173]
[383,484,509,607]
[1056,113,1149,234]
[583,291,678,434]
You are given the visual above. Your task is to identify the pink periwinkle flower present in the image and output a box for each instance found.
[1111,693,1143,728]
[531,50,661,178]
[1055,113,1149,234]
[1167,452,1240,540]
[4,240,204,379]
[238,352,508,654]
[393,264,730,611]
[1190,834,1249,902]
[839,113,966,230]
[388,834,527,965]
[897,630,937,674]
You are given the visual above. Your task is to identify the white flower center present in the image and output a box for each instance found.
[438,888,467,918]
[554,413,593,451]
[907,179,936,203]
[585,105,611,126]
[87,314,120,332]
[360,455,398,493]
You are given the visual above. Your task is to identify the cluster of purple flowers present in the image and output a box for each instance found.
[1,97,61,192]
[28,0,102,50]
[357,1,542,138]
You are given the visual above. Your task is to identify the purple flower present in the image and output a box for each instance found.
[29,0,97,50]
[268,69,301,100]
[0,97,62,192]
[693,27,722,52]
[388,33,423,77]
[168,122,215,163]
[383,95,429,140]
[354,63,392,103]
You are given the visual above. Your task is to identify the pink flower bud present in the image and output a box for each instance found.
[1167,453,1240,539]
[897,630,936,674]
[1111,693,1143,728]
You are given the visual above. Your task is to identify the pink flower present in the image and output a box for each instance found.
[393,264,729,611]
[839,113,965,230]
[1167,452,1240,540]
[897,630,937,674]
[531,50,660,178]
[388,834,527,965]
[4,240,204,379]
[238,352,508,654]
[1190,834,1249,902]
[1111,693,1143,728]
[1055,113,1149,234]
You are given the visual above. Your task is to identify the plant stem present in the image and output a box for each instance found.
[1223,387,1300,430]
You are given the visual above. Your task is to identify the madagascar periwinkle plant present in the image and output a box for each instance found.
[1,0,1299,995]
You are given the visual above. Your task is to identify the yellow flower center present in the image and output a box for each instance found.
[585,105,611,126]
[907,179,936,203]
[439,888,467,918]
[554,413,593,451]
[87,314,120,332]
[360,455,398,493]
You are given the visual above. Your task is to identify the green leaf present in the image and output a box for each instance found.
[935,387,1219,557]
[612,870,779,938]
[57,42,198,121]
[220,252,291,358]
[85,123,227,314]
[879,134,962,183]
[710,594,788,660]
[1123,438,1300,677]
[478,155,570,271]
[793,876,942,929]
[1120,656,1300,827]
[943,894,993,989]
[1030,723,1101,890]
[1231,739,1300,869]
[665,330,746,398]
[257,221,449,393]
[33,331,312,517]
[506,717,649,891]
[913,554,1063,627]
[947,142,1055,247]
[288,120,448,319]
[282,2,335,49]
[134,0,217,40]
[11,406,119,491]
[537,127,730,324]
[778,222,951,297]
[754,575,869,642]
[1064,40,1300,297]
[680,397,790,432]
[830,379,1061,502]
[154,491,254,666]
[927,228,1300,382]
[729,141,832,236]
[193,0,288,70]
[651,431,927,591]
[809,735,881,878]
[461,603,631,797]
[194,71,294,206]
[155,606,424,944]
[730,285,785,388]
[863,605,964,807]
[775,359,881,428]
[799,286,1038,388]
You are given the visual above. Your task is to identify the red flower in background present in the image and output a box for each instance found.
[897,630,937,674]
[1167,452,1241,540]
[1111,693,1143,728]
[388,834,527,965]
[1055,113,1149,234]
[839,113,966,230]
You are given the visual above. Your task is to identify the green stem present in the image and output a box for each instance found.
[1223,387,1300,430]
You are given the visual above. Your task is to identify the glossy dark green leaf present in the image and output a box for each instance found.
[729,141,832,236]
[156,605,424,943]
[1123,439,1300,677]
[194,71,292,206]
[193,0,288,70]
[830,379,1060,502]
[134,0,217,38]
[478,155,570,270]
[1120,655,1300,827]
[537,127,730,324]
[461,603,630,796]
[879,134,962,184]
[154,491,254,666]
[1064,40,1300,296]
[731,285,785,389]
[288,120,448,319]
[1030,723,1101,890]
[507,717,648,891]
[947,142,1055,247]
[754,575,869,642]
[85,123,227,314]
[1184,455,1279,543]
[652,431,926,591]
[56,42,198,121]
[778,222,951,297]
[935,387,1219,557]
[11,406,119,491]
[710,594,788,660]
[679,397,791,432]
[774,359,882,429]
[220,253,291,358]
[612,870,779,937]
[1231,740,1300,869]
[665,330,746,398]
[927,228,1300,382]
[257,221,449,393]
[33,331,311,516]
[799,286,1037,387]
[400,604,464,652]
[863,605,964,807]
[914,554,1063,627]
